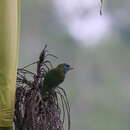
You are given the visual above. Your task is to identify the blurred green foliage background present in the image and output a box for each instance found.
[20,0,130,129]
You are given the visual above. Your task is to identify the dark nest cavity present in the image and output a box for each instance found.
[14,45,71,130]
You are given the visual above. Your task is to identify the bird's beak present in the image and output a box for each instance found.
[68,67,74,71]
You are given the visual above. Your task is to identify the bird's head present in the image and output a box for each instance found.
[57,63,74,73]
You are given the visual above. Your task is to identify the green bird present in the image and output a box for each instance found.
[40,63,74,93]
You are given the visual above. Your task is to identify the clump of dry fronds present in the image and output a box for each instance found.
[14,45,70,130]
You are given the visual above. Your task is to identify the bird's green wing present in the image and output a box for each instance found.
[44,69,64,87]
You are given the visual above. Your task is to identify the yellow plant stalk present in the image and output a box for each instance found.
[0,0,20,127]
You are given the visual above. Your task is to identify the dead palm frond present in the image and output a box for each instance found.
[14,45,70,130]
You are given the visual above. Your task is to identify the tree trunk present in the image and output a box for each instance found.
[0,0,20,127]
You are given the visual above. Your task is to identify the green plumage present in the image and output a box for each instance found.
[40,63,73,94]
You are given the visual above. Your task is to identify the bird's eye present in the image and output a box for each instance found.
[64,64,70,70]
